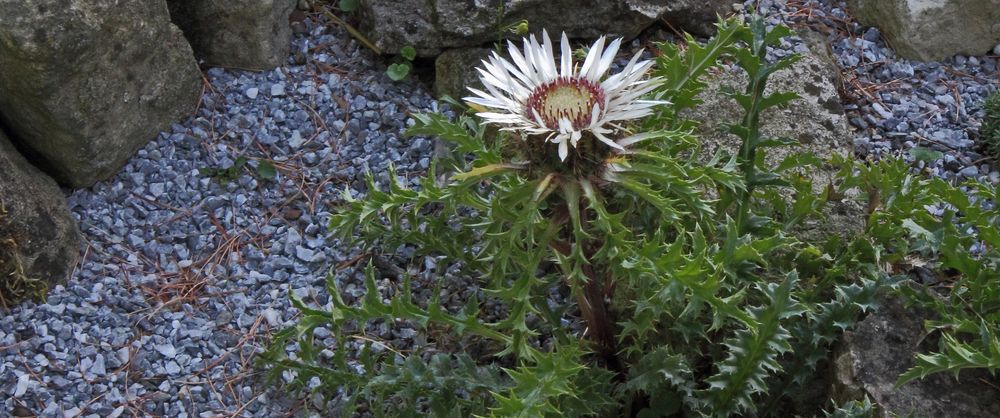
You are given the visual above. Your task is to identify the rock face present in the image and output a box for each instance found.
[682,34,864,241]
[0,0,202,188]
[0,130,81,303]
[435,48,493,99]
[846,0,1000,61]
[832,295,1000,417]
[359,0,731,57]
[167,0,297,70]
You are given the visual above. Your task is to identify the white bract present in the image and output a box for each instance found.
[464,30,668,161]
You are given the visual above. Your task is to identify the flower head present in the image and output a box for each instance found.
[465,30,667,161]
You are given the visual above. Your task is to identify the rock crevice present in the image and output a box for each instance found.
[359,0,731,57]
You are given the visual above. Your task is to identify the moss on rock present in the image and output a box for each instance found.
[0,204,48,308]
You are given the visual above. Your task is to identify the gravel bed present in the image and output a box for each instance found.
[750,0,1000,183]
[2,1,999,417]
[1,12,444,417]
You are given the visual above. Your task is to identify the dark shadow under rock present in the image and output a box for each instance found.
[166,0,297,70]
[358,0,732,57]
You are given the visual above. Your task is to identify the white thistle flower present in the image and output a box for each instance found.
[464,30,668,161]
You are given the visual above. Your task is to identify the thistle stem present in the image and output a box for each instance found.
[734,16,772,235]
[735,75,764,234]
[575,264,622,375]
[550,228,623,377]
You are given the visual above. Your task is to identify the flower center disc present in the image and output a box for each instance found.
[525,77,605,130]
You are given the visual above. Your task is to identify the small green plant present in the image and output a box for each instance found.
[501,19,530,36]
[907,146,943,164]
[386,46,417,81]
[256,160,278,181]
[199,156,277,183]
[980,91,1000,159]
[493,0,527,37]
[265,16,907,417]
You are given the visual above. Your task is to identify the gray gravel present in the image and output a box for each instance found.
[1,12,444,417]
[749,0,999,183]
[3,1,999,417]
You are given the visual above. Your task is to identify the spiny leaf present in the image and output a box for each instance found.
[650,17,743,127]
[699,272,804,417]
[622,347,695,401]
[488,348,613,418]
[897,331,1000,386]
[406,112,494,157]
[451,163,524,182]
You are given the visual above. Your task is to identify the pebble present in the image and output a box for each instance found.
[262,308,281,327]
[90,354,107,376]
[165,361,181,375]
[155,343,177,358]
[146,186,166,201]
[14,374,30,397]
[271,83,286,97]
[295,246,315,262]
[288,130,305,148]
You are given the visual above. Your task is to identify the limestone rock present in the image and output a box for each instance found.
[358,0,731,57]
[434,47,493,100]
[846,0,1000,61]
[167,0,297,70]
[0,0,202,188]
[0,130,81,303]
[832,295,1000,417]
[681,34,864,241]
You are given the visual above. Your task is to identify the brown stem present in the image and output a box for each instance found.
[578,264,622,375]
[550,239,623,377]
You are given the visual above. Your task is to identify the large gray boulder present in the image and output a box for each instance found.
[167,0,297,70]
[846,0,1000,61]
[0,0,202,188]
[0,130,81,305]
[359,0,731,57]
[832,295,1000,417]
[682,34,864,242]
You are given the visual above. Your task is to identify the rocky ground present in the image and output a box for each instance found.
[1,1,998,417]
[768,0,1000,183]
[1,10,440,417]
